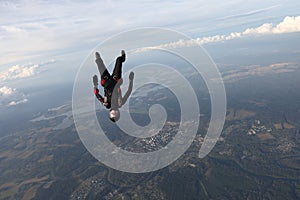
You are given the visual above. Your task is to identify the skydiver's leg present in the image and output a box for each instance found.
[112,50,126,80]
[95,52,110,79]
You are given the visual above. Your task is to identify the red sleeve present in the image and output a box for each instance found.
[94,88,99,95]
[93,87,104,103]
[101,79,106,86]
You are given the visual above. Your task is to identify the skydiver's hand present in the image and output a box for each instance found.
[129,72,134,81]
[93,75,98,87]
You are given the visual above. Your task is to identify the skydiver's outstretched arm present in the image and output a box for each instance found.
[122,72,134,105]
[94,87,104,104]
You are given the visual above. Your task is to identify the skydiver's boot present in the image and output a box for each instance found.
[121,50,126,62]
[95,52,101,59]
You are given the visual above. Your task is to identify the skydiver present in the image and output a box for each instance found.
[93,50,134,122]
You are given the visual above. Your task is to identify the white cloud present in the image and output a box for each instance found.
[8,98,28,106]
[0,86,15,96]
[0,60,54,108]
[134,15,300,52]
[0,64,38,81]
[243,16,300,35]
[0,86,28,107]
[273,16,300,33]
[198,16,300,43]
[0,60,55,81]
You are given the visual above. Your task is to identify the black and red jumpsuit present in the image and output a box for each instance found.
[93,53,133,109]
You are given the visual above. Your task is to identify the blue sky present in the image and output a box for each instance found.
[0,0,299,110]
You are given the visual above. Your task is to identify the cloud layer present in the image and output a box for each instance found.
[239,16,300,35]
[1,0,299,65]
[222,62,298,83]
[134,15,300,53]
[197,15,300,44]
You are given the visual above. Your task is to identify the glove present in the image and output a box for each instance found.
[93,75,98,87]
[129,72,134,81]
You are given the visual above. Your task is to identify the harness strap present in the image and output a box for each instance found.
[101,77,122,106]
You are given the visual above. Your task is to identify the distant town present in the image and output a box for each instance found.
[247,119,272,135]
